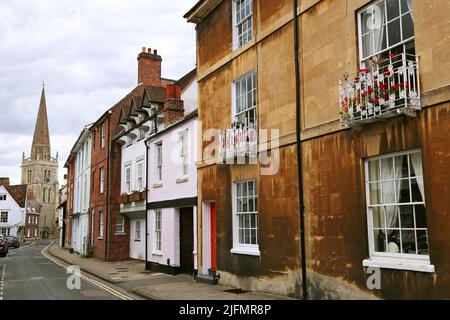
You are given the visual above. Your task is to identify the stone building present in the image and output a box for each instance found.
[21,86,59,239]
[186,0,450,299]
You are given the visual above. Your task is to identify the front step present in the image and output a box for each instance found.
[196,271,220,285]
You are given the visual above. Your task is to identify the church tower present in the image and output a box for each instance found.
[21,85,59,238]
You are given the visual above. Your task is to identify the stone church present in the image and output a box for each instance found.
[21,86,59,238]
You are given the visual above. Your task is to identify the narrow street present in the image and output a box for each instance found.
[0,240,126,300]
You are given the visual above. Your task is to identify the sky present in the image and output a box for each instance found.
[0,0,198,186]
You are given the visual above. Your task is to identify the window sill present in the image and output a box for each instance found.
[176,177,189,184]
[230,247,260,257]
[115,232,126,236]
[152,251,163,256]
[362,258,435,273]
[152,183,162,189]
[97,237,103,240]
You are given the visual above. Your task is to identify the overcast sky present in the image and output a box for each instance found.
[0,0,198,186]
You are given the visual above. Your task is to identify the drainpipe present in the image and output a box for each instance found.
[293,0,308,300]
[105,113,112,261]
[144,139,149,270]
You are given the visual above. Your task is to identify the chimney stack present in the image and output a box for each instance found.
[138,46,162,87]
[163,84,184,126]
[0,177,10,187]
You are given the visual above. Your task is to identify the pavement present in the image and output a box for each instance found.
[47,242,295,300]
[0,240,120,300]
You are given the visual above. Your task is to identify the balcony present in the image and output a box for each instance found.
[339,54,421,127]
[218,122,258,162]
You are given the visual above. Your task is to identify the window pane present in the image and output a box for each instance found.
[380,158,394,180]
[362,32,374,58]
[399,205,414,228]
[372,206,385,229]
[395,155,408,179]
[369,182,381,205]
[401,230,416,254]
[386,0,400,21]
[374,27,387,53]
[385,206,399,228]
[402,12,414,40]
[368,161,379,181]
[415,204,427,229]
[411,178,423,202]
[374,230,387,252]
[381,181,396,203]
[361,9,373,34]
[416,230,429,255]
[388,18,401,47]
[386,229,401,253]
[396,179,410,203]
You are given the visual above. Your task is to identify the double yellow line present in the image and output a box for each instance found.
[41,242,134,300]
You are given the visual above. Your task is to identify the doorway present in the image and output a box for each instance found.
[179,207,194,274]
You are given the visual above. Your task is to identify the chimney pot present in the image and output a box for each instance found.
[142,47,146,53]
[148,48,152,53]
[154,49,158,55]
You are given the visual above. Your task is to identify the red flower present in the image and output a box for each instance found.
[391,85,399,91]
[362,91,368,95]
[382,94,389,100]
[389,53,396,58]
[372,98,379,104]
[399,83,405,88]
[359,105,364,110]
[385,71,391,76]
[368,57,373,61]
[368,88,374,94]
[360,68,369,73]
[356,96,361,101]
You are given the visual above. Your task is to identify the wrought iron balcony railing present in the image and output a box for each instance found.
[339,53,421,127]
[218,122,258,162]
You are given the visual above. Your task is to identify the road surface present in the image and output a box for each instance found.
[0,240,126,300]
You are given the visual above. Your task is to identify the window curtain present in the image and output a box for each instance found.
[406,0,413,19]
[381,158,403,229]
[410,153,425,202]
[373,3,386,54]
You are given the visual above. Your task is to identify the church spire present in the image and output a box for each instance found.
[31,84,51,160]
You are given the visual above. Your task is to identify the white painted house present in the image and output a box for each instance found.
[146,70,198,275]
[0,179,27,239]
[68,125,92,256]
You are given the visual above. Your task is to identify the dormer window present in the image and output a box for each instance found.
[232,0,253,50]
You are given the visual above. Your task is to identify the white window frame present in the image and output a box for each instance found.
[100,124,105,149]
[136,159,144,191]
[363,149,435,273]
[156,143,163,183]
[232,0,253,50]
[115,216,125,234]
[34,228,38,237]
[98,211,104,239]
[100,167,105,194]
[125,164,132,193]
[232,72,257,127]
[153,209,162,254]
[178,130,189,179]
[135,220,141,241]
[231,180,260,256]
[357,0,415,66]
[27,229,31,238]
[0,211,8,223]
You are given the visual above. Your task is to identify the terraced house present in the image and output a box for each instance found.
[186,0,450,299]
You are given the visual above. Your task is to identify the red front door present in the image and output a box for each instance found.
[210,202,217,270]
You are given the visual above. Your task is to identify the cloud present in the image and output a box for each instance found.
[0,0,198,185]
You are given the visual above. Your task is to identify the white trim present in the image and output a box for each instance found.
[231,246,260,257]
[362,257,435,273]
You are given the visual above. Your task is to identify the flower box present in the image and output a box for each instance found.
[339,53,421,127]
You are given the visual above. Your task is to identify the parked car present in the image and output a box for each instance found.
[6,235,20,248]
[0,235,8,257]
